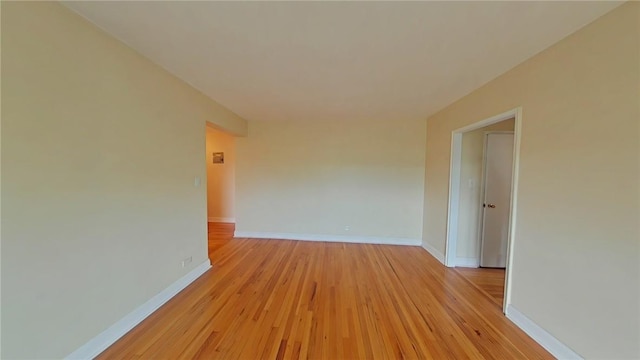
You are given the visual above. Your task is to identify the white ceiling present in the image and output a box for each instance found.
[64,1,620,123]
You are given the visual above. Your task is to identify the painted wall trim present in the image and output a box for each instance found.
[506,305,583,360]
[234,231,421,246]
[455,257,479,268]
[65,260,212,360]
[208,217,235,223]
[421,242,445,264]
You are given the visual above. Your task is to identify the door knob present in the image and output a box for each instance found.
[487,204,496,208]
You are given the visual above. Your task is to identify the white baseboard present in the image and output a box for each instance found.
[421,241,445,264]
[455,257,479,268]
[208,217,235,223]
[506,305,583,360]
[234,231,421,246]
[66,260,212,360]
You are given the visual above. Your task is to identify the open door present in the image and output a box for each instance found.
[480,132,514,268]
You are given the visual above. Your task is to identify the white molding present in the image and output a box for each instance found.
[234,231,420,246]
[506,305,583,360]
[445,130,462,267]
[421,242,445,264]
[208,217,235,223]
[66,260,212,360]
[454,108,520,133]
[503,109,523,310]
[455,257,479,268]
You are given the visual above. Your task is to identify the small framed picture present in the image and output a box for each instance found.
[212,152,224,164]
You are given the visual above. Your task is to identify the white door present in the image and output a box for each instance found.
[480,132,514,268]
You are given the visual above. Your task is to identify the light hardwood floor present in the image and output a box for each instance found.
[455,267,506,307]
[208,222,234,255]
[98,229,551,359]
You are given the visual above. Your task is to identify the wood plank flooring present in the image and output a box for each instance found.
[455,267,506,307]
[208,222,234,256]
[98,236,551,359]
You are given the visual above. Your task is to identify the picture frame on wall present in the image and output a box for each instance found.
[213,152,224,164]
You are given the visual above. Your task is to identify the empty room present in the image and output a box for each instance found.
[1,1,638,359]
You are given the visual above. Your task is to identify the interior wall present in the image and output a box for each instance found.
[1,2,247,359]
[423,3,638,358]
[236,119,426,243]
[206,126,236,222]
[456,119,514,265]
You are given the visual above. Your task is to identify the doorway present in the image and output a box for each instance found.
[444,108,522,313]
[205,124,237,256]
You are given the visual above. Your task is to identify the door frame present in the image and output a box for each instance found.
[478,131,514,268]
[444,107,522,313]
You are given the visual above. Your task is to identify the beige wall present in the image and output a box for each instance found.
[206,126,236,221]
[236,119,426,242]
[424,3,639,358]
[1,2,247,359]
[456,119,514,262]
